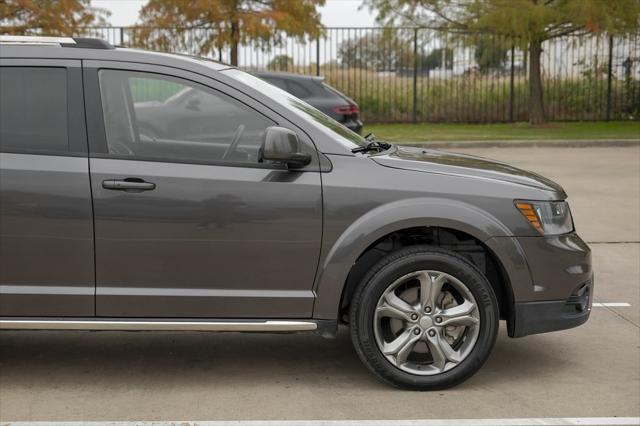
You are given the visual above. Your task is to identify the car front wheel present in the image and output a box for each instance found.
[350,246,499,390]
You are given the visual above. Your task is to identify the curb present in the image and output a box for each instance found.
[397,139,640,149]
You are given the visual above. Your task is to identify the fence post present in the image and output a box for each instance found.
[606,35,614,121]
[509,45,515,122]
[316,37,321,76]
[119,27,124,47]
[412,28,418,124]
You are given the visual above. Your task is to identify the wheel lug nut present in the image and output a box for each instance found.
[410,314,418,320]
[428,329,436,337]
[424,306,432,314]
[413,328,421,335]
[435,317,442,324]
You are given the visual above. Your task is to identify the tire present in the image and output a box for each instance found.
[349,245,499,390]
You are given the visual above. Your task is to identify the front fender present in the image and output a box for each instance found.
[312,197,519,319]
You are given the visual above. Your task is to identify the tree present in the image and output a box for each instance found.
[338,30,407,70]
[339,29,453,76]
[420,47,453,72]
[135,0,325,66]
[474,38,508,73]
[267,54,294,71]
[363,0,640,124]
[0,0,109,35]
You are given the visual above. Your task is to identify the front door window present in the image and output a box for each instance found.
[99,70,274,164]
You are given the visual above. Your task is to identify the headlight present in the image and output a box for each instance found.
[515,200,574,235]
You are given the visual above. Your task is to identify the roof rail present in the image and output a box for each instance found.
[0,35,76,45]
[0,36,114,49]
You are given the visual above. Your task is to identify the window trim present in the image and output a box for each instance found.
[0,59,87,155]
[83,60,318,170]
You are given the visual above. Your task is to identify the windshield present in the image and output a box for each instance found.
[222,69,367,149]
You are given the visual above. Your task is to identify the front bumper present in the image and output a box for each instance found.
[512,278,593,337]
[511,232,593,337]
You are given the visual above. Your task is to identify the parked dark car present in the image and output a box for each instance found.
[0,37,592,390]
[255,71,363,134]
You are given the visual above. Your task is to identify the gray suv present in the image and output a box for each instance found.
[0,37,593,390]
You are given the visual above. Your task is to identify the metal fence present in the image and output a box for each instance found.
[84,27,640,124]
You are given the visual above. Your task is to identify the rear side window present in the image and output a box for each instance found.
[285,80,312,98]
[320,82,347,100]
[261,77,288,91]
[0,67,69,153]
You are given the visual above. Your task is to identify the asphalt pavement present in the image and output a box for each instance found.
[0,146,638,423]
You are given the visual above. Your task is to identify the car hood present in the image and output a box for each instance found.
[372,145,566,196]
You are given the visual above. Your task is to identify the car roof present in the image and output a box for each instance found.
[0,37,231,72]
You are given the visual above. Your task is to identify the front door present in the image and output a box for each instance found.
[84,62,322,318]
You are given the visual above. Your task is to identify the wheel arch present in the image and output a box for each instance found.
[312,198,521,328]
[339,227,515,330]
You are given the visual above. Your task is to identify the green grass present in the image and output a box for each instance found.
[364,121,640,142]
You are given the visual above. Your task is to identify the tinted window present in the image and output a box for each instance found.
[99,70,274,164]
[261,77,288,91]
[321,82,347,100]
[0,67,68,152]
[285,80,312,98]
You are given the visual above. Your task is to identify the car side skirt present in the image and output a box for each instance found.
[0,318,319,332]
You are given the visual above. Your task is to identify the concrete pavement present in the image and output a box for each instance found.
[0,146,638,422]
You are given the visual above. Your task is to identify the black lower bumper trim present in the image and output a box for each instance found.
[512,276,593,338]
[512,277,593,337]
[512,299,591,337]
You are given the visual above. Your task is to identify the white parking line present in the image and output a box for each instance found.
[4,418,640,426]
[592,302,632,307]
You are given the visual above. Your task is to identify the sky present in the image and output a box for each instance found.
[91,0,379,27]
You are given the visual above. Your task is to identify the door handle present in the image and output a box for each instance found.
[102,178,156,191]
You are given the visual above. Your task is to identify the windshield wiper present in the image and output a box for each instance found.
[351,133,392,153]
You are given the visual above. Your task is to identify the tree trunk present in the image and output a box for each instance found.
[230,19,239,66]
[528,39,545,124]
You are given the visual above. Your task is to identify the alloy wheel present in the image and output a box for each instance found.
[373,270,480,375]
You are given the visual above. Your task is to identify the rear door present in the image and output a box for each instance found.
[83,61,323,318]
[0,59,94,316]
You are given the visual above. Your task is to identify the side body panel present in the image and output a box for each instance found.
[313,154,557,320]
[89,158,321,318]
[0,155,94,316]
[0,59,94,316]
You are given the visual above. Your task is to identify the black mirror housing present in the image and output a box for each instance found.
[259,126,311,168]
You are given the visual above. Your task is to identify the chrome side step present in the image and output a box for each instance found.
[0,319,317,332]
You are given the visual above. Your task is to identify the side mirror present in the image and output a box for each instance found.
[259,126,311,169]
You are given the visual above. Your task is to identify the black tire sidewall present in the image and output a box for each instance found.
[350,247,499,390]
